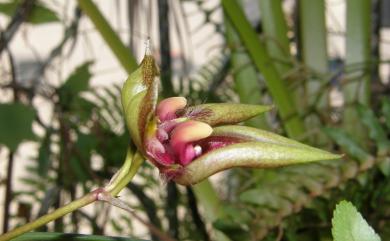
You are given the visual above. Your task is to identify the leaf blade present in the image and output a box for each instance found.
[332,200,381,241]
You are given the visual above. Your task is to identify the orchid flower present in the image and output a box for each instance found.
[121,54,340,185]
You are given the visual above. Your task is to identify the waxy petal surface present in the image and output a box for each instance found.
[171,120,213,146]
[157,97,187,121]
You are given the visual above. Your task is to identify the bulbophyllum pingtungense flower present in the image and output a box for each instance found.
[121,54,341,185]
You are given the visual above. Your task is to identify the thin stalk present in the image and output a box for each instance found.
[299,0,328,74]
[225,18,267,128]
[299,0,328,146]
[299,0,328,105]
[345,0,371,105]
[186,187,210,241]
[222,0,305,138]
[0,149,143,241]
[12,232,140,241]
[2,151,14,233]
[2,46,18,233]
[343,0,371,146]
[0,0,35,55]
[157,0,175,96]
[77,0,137,73]
[258,0,292,75]
[0,191,98,241]
[192,181,230,241]
[127,182,161,241]
[165,182,179,239]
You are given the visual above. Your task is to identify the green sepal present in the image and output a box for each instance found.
[121,55,159,152]
[212,125,332,154]
[175,126,341,185]
[183,103,272,126]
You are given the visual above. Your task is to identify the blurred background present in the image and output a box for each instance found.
[1,0,390,240]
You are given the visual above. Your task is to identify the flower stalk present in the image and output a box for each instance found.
[0,148,143,241]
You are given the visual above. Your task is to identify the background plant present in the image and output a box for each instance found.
[0,0,389,240]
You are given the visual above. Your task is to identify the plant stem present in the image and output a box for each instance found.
[225,16,267,129]
[0,0,35,55]
[345,0,371,105]
[2,151,14,233]
[258,0,292,75]
[0,150,144,241]
[157,0,174,96]
[222,0,305,138]
[106,151,144,197]
[0,191,98,241]
[77,0,137,73]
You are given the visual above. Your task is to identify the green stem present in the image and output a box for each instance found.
[225,14,267,129]
[0,149,144,241]
[12,232,141,241]
[343,0,371,146]
[222,0,305,138]
[299,0,328,74]
[0,192,97,241]
[77,0,137,73]
[345,0,371,105]
[108,151,144,197]
[258,0,292,75]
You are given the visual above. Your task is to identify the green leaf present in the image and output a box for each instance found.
[0,1,59,24]
[381,97,390,130]
[240,189,289,209]
[0,103,36,150]
[60,62,93,95]
[28,2,59,24]
[68,133,96,182]
[332,200,381,241]
[37,129,52,176]
[12,232,146,241]
[58,62,93,108]
[357,104,390,155]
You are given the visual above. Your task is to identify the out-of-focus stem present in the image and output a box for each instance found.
[77,0,137,73]
[0,149,144,241]
[222,0,305,138]
[2,151,14,233]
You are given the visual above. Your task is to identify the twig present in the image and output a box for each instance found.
[2,151,14,233]
[165,182,179,239]
[2,45,18,233]
[0,189,101,241]
[186,187,210,241]
[127,182,162,241]
[97,192,176,241]
[0,0,36,55]
[157,0,174,97]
